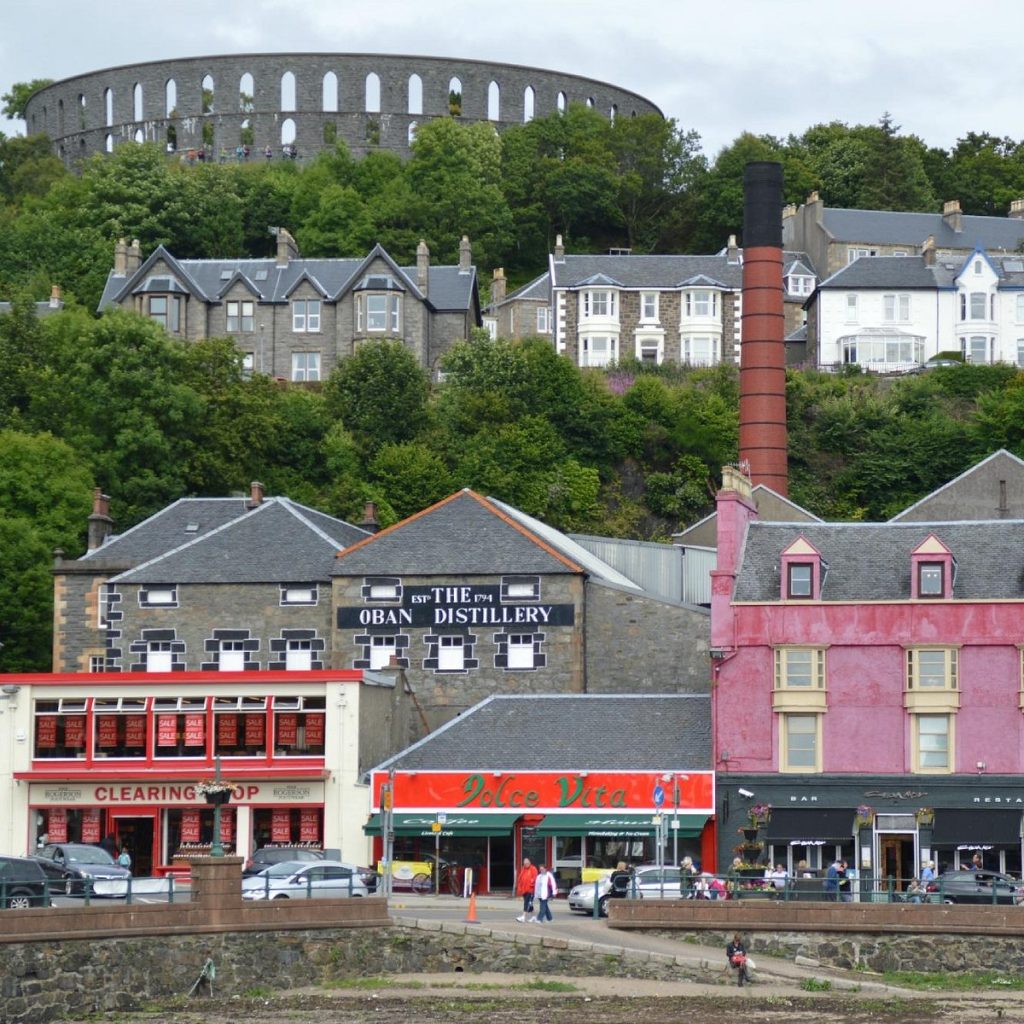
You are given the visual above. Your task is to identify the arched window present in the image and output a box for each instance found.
[365,72,381,113]
[448,77,462,117]
[134,128,144,144]
[133,82,143,121]
[487,81,500,121]
[523,85,535,123]
[556,91,566,114]
[201,74,215,113]
[104,87,113,127]
[408,73,422,115]
[58,98,64,134]
[105,133,113,153]
[239,72,254,112]
[408,121,418,145]
[78,93,87,129]
[165,79,177,117]
[166,124,177,152]
[281,117,296,145]
[240,118,253,146]
[281,71,296,112]
[610,103,617,124]
[322,71,338,112]
[586,96,594,109]
[323,122,337,144]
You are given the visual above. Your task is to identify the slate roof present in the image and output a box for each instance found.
[98,243,477,314]
[95,497,366,583]
[369,694,711,772]
[817,255,955,290]
[822,207,1024,252]
[734,519,1024,601]
[0,300,64,317]
[331,489,586,577]
[549,251,811,290]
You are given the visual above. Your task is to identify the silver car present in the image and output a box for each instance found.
[568,865,683,916]
[241,859,369,900]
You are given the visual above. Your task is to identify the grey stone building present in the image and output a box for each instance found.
[97,232,481,378]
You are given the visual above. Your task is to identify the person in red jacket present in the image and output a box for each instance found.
[515,857,538,922]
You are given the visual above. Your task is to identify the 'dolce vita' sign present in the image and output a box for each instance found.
[372,771,714,814]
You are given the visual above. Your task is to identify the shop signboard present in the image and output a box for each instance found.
[271,808,291,842]
[276,713,298,746]
[81,808,102,843]
[370,769,714,814]
[156,715,177,747]
[28,781,327,806]
[124,715,146,746]
[48,808,68,843]
[97,715,119,748]
[184,713,205,746]
[64,715,86,748]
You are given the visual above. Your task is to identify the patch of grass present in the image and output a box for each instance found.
[800,977,832,992]
[242,986,273,998]
[514,979,578,992]
[882,969,1024,991]
[323,976,425,990]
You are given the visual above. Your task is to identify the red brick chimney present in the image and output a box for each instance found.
[359,501,380,534]
[739,161,788,496]
[247,481,265,508]
[87,488,113,550]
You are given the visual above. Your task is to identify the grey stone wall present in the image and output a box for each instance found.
[52,568,110,673]
[584,583,710,694]
[24,54,661,166]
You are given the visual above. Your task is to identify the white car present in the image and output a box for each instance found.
[568,865,683,916]
[241,859,370,900]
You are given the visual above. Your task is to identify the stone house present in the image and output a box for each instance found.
[97,232,482,379]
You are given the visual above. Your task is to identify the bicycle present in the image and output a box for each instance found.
[411,861,461,895]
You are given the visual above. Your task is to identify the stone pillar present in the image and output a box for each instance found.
[190,856,244,926]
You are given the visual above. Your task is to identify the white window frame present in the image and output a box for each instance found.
[787,275,813,297]
[536,306,551,333]
[1017,339,1024,367]
[845,294,858,321]
[226,299,254,332]
[682,335,716,366]
[219,641,246,672]
[507,634,535,670]
[285,640,313,671]
[685,290,717,318]
[581,335,616,368]
[640,292,659,322]
[291,351,321,382]
[140,587,177,608]
[281,585,318,606]
[369,635,397,670]
[437,635,465,671]
[146,642,173,673]
[883,293,910,322]
[847,247,878,263]
[292,299,321,333]
[1016,294,1024,322]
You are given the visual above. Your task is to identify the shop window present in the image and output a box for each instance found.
[424,632,478,673]
[272,695,326,755]
[281,584,318,605]
[251,806,323,849]
[213,696,269,756]
[153,697,208,758]
[168,806,237,859]
[33,699,88,759]
[92,698,148,758]
[493,631,545,671]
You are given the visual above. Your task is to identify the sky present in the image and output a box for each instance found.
[1,0,1020,160]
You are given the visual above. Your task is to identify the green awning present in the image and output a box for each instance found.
[363,812,520,838]
[535,813,708,838]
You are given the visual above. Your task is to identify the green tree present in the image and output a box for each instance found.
[1,79,53,120]
[368,441,454,519]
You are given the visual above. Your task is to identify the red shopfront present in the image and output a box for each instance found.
[367,769,716,892]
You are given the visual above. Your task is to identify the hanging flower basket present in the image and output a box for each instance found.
[196,780,235,805]
[915,807,935,826]
[740,826,760,843]
[750,803,772,825]
[855,804,875,828]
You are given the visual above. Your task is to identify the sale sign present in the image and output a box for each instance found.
[244,713,265,746]
[276,714,297,746]
[157,715,177,747]
[180,810,201,843]
[65,716,86,748]
[81,808,102,844]
[37,716,57,748]
[184,713,205,747]
[217,714,238,746]
[124,715,146,747]
[271,808,291,842]
[299,808,320,842]
[220,808,234,844]
[97,715,119,748]
[304,713,325,746]
[48,808,68,843]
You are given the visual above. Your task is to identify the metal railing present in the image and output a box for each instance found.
[0,874,180,908]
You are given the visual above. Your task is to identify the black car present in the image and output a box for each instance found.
[0,855,49,909]
[33,843,132,896]
[926,869,1024,905]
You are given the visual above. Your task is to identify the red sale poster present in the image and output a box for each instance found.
[304,713,325,745]
[184,713,205,746]
[271,808,291,842]
[217,714,238,746]
[97,715,119,748]
[65,716,86,748]
[37,716,57,748]
[180,810,201,843]
[299,808,320,842]
[219,809,234,844]
[244,713,265,746]
[48,808,68,843]
[276,713,297,745]
[157,715,177,746]
[81,808,102,844]
[124,715,146,746]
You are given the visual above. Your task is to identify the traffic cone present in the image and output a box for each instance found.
[464,891,480,924]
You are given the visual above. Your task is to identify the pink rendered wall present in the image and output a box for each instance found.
[715,601,1024,774]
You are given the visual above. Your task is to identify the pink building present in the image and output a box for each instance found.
[711,463,1024,887]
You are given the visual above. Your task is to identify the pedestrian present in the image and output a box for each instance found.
[905,878,925,904]
[767,862,788,894]
[515,857,537,922]
[920,860,935,883]
[971,852,984,872]
[838,860,853,902]
[609,860,632,897]
[100,834,117,857]
[264,145,273,160]
[679,855,695,898]
[726,932,751,986]
[530,863,556,923]
[824,858,840,901]
[796,859,814,878]
[117,847,132,870]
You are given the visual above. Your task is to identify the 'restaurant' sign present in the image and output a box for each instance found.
[371,770,714,814]
[338,585,575,629]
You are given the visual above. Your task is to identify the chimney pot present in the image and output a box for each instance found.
[125,239,142,275]
[459,235,472,273]
[943,200,963,232]
[416,238,430,295]
[114,238,128,275]
[248,480,265,507]
[49,284,62,307]
[275,227,299,267]
[554,234,565,261]
[491,267,506,304]
[87,488,114,550]
[359,501,380,534]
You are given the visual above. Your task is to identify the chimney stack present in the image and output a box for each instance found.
[921,234,936,267]
[943,200,963,233]
[416,239,430,296]
[491,267,506,304]
[739,161,788,497]
[87,488,113,550]
[114,238,128,275]
[359,501,380,534]
[126,239,142,275]
[458,235,472,273]
[247,481,265,508]
[726,234,739,264]
[49,284,62,308]
[1009,198,1024,220]
[554,234,565,262]
[275,227,299,267]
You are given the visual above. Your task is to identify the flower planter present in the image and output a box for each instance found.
[740,827,759,843]
[204,790,232,806]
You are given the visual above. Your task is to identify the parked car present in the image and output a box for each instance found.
[568,864,683,916]
[0,855,49,909]
[241,859,370,900]
[242,845,326,877]
[33,843,132,896]
[926,869,1024,905]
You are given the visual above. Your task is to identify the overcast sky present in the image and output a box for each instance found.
[1,0,1019,160]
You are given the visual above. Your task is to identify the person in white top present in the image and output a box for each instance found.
[529,864,557,923]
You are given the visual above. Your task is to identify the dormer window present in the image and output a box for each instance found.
[684,290,717,317]
[780,537,822,601]
[787,563,813,598]
[918,562,943,598]
[583,290,616,317]
[787,275,813,297]
[911,535,953,599]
